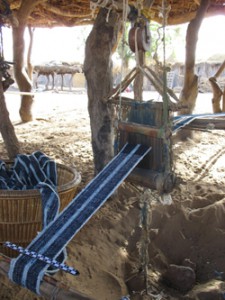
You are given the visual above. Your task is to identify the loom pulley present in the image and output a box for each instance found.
[128,19,151,52]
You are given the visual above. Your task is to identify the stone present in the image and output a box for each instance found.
[162,264,196,292]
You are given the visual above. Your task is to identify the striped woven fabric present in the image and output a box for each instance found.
[9,143,151,294]
[0,151,66,268]
[0,151,57,190]
[172,112,225,133]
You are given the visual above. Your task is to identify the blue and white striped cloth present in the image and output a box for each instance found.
[172,112,225,133]
[0,151,66,269]
[0,151,57,190]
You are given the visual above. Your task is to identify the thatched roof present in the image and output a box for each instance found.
[2,0,225,28]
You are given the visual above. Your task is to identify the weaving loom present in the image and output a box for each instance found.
[7,143,150,294]
[114,99,176,194]
[112,97,225,193]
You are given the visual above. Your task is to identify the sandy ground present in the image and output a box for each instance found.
[0,89,225,299]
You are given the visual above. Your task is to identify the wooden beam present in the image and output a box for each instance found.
[118,121,160,138]
[127,168,176,194]
[184,117,225,130]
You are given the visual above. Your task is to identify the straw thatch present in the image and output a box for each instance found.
[3,0,225,28]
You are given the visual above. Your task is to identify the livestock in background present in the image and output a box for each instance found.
[33,62,83,91]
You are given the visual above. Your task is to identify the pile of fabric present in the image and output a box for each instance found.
[0,151,67,278]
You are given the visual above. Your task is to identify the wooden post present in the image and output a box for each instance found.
[134,50,145,100]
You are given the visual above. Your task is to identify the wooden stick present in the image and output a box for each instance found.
[213,59,225,79]
[0,255,95,300]
[209,77,222,113]
[108,67,139,100]
[143,65,179,102]
[184,117,225,130]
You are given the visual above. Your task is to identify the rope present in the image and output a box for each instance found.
[134,27,140,67]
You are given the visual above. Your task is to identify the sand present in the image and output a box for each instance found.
[0,89,225,299]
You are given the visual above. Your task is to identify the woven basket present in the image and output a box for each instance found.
[0,163,81,258]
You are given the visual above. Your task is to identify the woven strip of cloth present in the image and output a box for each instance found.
[172,112,225,133]
[9,143,151,294]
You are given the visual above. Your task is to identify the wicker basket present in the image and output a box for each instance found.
[0,163,81,258]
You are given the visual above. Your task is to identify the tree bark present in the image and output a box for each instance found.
[84,8,121,174]
[179,0,210,115]
[12,0,42,122]
[0,75,20,159]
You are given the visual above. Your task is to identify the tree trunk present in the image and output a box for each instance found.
[177,0,210,140]
[84,8,121,174]
[0,75,20,159]
[12,0,42,122]
[179,0,210,115]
